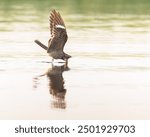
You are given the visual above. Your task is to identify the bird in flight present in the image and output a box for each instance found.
[34,10,71,62]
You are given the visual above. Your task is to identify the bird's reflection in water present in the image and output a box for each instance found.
[33,62,69,109]
[47,63,69,109]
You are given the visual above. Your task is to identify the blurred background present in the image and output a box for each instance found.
[0,0,150,120]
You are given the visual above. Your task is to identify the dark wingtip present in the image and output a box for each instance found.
[51,9,56,14]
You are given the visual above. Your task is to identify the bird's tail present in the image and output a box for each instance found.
[34,40,48,50]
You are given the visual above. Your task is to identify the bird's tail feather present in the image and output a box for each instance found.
[34,40,48,50]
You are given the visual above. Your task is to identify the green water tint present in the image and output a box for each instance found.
[1,0,150,22]
[1,0,150,14]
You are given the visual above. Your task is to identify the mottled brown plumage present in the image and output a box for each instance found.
[34,10,71,61]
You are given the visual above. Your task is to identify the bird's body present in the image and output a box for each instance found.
[34,10,71,62]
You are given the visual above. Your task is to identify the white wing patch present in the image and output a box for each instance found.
[55,25,65,29]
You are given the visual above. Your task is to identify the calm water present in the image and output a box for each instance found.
[0,0,150,119]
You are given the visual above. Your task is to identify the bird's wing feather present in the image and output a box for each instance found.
[48,10,67,52]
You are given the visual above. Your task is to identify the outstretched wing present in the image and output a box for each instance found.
[47,10,68,53]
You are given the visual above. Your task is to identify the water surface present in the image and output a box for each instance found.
[0,0,150,119]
